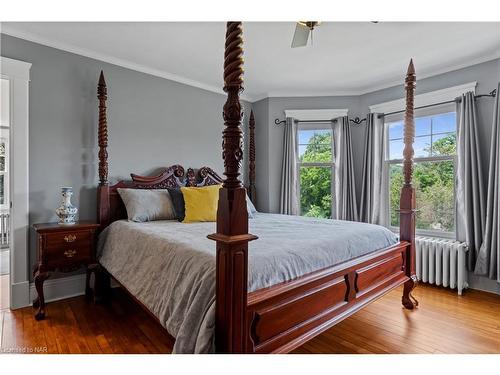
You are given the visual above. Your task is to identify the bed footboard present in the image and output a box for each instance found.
[246,242,410,353]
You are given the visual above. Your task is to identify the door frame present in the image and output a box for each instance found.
[1,56,31,309]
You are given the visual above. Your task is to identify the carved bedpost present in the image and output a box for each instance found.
[248,110,256,204]
[400,60,418,310]
[97,71,110,227]
[207,22,257,353]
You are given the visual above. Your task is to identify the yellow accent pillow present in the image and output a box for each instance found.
[181,184,221,223]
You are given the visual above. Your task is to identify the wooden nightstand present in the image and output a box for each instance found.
[32,221,100,320]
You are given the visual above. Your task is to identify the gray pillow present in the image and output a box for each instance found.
[117,188,176,222]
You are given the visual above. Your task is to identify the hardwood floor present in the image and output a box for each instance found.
[1,284,499,354]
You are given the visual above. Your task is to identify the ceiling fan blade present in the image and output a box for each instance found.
[291,23,310,48]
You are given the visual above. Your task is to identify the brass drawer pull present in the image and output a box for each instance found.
[64,234,77,242]
[64,249,77,258]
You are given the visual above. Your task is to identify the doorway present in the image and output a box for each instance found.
[0,78,10,310]
[1,56,31,310]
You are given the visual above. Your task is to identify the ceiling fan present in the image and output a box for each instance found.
[291,21,321,48]
[291,21,379,48]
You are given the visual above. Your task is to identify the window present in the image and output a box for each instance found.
[386,111,456,235]
[297,126,334,218]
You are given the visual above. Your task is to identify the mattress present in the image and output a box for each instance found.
[97,213,398,353]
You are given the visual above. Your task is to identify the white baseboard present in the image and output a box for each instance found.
[468,272,500,295]
[29,274,86,304]
[11,280,30,309]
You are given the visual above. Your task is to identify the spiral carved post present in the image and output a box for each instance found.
[248,110,256,204]
[400,60,418,310]
[97,71,110,227]
[207,22,257,353]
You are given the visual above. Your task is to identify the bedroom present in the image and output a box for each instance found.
[1,0,500,372]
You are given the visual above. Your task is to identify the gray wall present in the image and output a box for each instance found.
[253,58,500,215]
[358,58,500,191]
[1,34,252,279]
[253,95,362,213]
[252,57,500,293]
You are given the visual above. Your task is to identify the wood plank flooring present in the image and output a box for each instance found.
[1,284,499,354]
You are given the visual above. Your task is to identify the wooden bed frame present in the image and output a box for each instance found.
[95,22,418,354]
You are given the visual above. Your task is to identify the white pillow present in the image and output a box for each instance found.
[117,189,176,222]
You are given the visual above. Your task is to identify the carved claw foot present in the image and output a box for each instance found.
[402,275,419,310]
[34,308,46,321]
[34,268,49,320]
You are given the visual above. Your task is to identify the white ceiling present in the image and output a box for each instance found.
[2,22,500,101]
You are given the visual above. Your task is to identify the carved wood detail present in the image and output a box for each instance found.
[94,37,419,354]
[207,21,258,354]
[98,71,108,186]
[400,59,418,310]
[98,164,224,226]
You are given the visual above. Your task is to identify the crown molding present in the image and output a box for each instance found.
[1,26,254,102]
[358,51,500,96]
[2,25,499,103]
[369,81,477,114]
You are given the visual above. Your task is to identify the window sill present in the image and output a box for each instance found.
[389,227,455,240]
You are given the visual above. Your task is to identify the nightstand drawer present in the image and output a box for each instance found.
[44,242,92,265]
[45,230,91,250]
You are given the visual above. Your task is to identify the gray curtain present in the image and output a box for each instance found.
[332,116,358,221]
[456,92,486,271]
[475,83,500,281]
[279,117,299,215]
[358,113,387,225]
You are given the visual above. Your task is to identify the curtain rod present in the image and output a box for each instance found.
[274,116,367,126]
[378,89,497,118]
[274,89,496,125]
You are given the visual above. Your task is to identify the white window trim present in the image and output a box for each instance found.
[1,56,31,309]
[384,112,457,239]
[369,82,477,114]
[285,108,348,121]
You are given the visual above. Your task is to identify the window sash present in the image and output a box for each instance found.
[297,164,334,217]
[385,156,457,237]
[296,124,335,217]
[385,110,457,237]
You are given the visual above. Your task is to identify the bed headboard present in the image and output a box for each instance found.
[98,164,223,227]
[96,71,223,227]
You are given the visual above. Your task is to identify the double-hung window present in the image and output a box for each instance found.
[386,107,457,236]
[297,125,334,218]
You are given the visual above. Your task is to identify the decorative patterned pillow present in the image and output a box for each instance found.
[117,188,176,222]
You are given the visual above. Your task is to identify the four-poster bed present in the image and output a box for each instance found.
[94,22,418,354]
